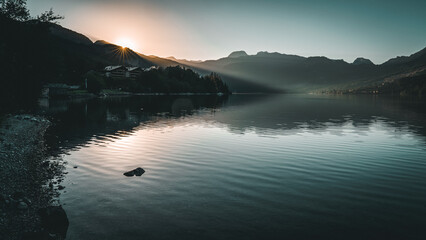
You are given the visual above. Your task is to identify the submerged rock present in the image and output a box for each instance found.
[38,206,69,238]
[123,167,145,177]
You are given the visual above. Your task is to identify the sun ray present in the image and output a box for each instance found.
[115,38,136,50]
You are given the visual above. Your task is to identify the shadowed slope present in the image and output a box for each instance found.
[174,49,426,93]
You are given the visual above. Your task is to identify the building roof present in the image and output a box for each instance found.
[104,66,126,71]
[127,67,142,72]
[144,66,158,72]
[43,83,80,89]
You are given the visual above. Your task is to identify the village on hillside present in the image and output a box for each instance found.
[42,65,159,98]
[41,65,230,98]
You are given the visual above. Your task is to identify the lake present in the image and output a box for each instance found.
[39,94,426,240]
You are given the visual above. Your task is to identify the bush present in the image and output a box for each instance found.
[85,71,105,94]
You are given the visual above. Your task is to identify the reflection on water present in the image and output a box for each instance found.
[40,95,229,152]
[39,94,426,240]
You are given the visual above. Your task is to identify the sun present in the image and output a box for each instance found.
[115,38,136,50]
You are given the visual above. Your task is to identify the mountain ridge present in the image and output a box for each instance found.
[228,51,248,58]
[52,21,426,94]
[172,48,426,93]
[1,15,424,95]
[353,57,374,65]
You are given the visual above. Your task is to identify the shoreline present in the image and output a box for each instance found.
[0,115,67,240]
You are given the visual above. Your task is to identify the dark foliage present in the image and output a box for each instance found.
[104,66,230,94]
[395,75,426,97]
[86,71,105,94]
[0,15,49,111]
[0,3,87,111]
[0,14,117,111]
[36,8,64,24]
[0,16,228,112]
[0,0,30,21]
[355,74,426,97]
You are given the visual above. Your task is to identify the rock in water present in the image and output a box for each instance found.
[134,167,145,176]
[123,167,145,177]
[38,206,69,238]
[123,171,135,177]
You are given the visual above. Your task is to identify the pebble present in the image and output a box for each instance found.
[17,201,28,210]
[12,191,24,200]
[23,197,32,205]
[41,161,50,167]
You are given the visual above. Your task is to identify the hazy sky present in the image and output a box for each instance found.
[27,0,426,63]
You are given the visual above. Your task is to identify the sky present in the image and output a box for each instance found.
[27,0,426,63]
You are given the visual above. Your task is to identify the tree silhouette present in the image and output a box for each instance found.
[0,1,63,23]
[0,0,29,21]
[37,8,64,23]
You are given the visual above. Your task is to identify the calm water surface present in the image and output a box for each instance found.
[40,94,426,240]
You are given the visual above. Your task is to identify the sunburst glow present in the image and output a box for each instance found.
[115,38,136,50]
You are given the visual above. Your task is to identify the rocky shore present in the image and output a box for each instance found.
[0,115,68,240]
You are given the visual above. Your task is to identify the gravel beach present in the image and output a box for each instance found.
[0,115,67,240]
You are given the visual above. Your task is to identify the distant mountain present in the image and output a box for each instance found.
[228,51,248,58]
[138,54,180,68]
[175,48,426,93]
[352,57,374,65]
[382,47,426,68]
[41,20,426,95]
[91,40,181,68]
[90,40,151,68]
[93,40,110,46]
[1,14,424,97]
[0,16,187,110]
[48,23,93,45]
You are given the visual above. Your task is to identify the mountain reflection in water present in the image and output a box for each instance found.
[39,94,426,150]
[38,94,426,240]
